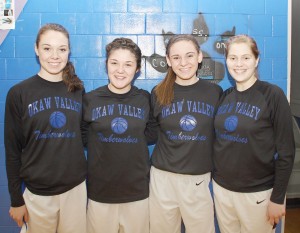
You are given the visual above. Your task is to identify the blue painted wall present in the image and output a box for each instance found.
[0,0,288,232]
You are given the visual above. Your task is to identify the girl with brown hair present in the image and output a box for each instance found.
[149,34,222,233]
[5,23,87,233]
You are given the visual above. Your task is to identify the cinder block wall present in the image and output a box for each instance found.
[0,0,288,232]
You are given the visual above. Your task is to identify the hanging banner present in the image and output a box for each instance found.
[0,0,15,29]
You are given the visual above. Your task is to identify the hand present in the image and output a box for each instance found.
[267,201,285,226]
[9,205,29,227]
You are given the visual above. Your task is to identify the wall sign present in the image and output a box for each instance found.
[0,0,14,29]
[144,13,236,83]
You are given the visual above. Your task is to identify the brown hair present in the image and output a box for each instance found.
[154,34,201,106]
[36,23,83,92]
[225,34,260,77]
[105,37,142,72]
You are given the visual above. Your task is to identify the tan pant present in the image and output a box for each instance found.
[213,180,276,233]
[21,181,87,233]
[87,198,149,233]
[149,166,215,233]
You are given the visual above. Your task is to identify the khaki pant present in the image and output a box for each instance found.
[149,166,215,233]
[21,181,87,233]
[87,198,149,233]
[213,180,275,233]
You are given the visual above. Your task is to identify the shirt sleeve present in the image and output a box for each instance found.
[145,91,159,145]
[81,93,90,147]
[270,87,295,204]
[4,87,25,207]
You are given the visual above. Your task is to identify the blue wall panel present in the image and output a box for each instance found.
[9,13,40,36]
[23,0,58,13]
[41,13,76,34]
[0,0,289,232]
[6,58,39,80]
[0,37,14,58]
[163,0,198,13]
[273,16,288,36]
[249,15,272,36]
[93,0,127,13]
[76,13,111,34]
[15,36,36,58]
[0,146,5,169]
[265,37,287,58]
[71,35,102,58]
[111,13,146,34]
[0,102,4,124]
[146,13,181,34]
[0,59,6,79]
[59,0,93,13]
[128,0,162,13]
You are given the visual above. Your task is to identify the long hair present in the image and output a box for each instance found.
[36,23,83,92]
[154,34,201,106]
[105,37,142,72]
[225,34,260,78]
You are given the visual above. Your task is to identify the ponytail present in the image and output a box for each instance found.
[62,61,84,92]
[154,67,176,106]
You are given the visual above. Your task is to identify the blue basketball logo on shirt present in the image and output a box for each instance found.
[49,111,66,129]
[111,117,128,134]
[224,115,238,132]
[179,115,197,131]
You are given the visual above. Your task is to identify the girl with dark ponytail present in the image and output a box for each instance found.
[35,23,83,92]
[5,23,87,233]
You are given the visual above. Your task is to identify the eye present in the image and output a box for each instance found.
[187,54,194,58]
[43,47,50,51]
[60,48,67,52]
[172,56,179,60]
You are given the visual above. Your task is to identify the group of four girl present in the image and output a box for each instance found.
[5,23,294,233]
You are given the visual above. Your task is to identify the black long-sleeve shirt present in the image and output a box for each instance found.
[5,75,87,207]
[151,79,223,175]
[83,85,156,203]
[213,80,295,204]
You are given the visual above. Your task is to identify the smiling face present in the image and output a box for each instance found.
[35,30,69,82]
[166,40,203,86]
[107,48,138,94]
[226,42,259,91]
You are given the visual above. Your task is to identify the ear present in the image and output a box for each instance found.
[166,56,172,67]
[255,57,260,68]
[34,44,39,57]
[198,50,203,63]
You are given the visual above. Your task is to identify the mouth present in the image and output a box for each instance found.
[234,69,247,74]
[179,67,191,73]
[114,75,127,80]
[48,62,61,67]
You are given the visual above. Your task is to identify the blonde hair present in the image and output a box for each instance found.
[225,34,260,78]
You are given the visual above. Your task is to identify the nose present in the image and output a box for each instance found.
[51,49,59,59]
[180,57,188,66]
[117,65,125,73]
[236,58,243,66]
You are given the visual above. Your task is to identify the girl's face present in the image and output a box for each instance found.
[166,40,202,86]
[226,42,259,91]
[35,30,69,81]
[107,48,138,94]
